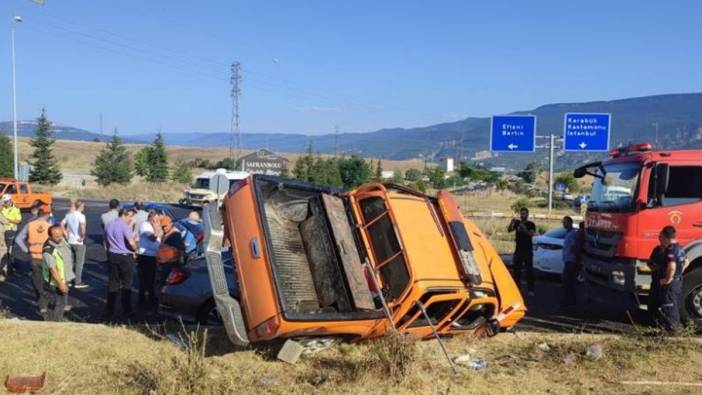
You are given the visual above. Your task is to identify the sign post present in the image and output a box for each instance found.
[563,113,611,152]
[490,115,537,152]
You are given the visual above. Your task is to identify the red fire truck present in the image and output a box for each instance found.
[574,143,702,325]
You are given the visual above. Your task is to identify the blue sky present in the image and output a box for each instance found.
[0,0,700,135]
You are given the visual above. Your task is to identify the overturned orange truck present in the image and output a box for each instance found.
[204,175,524,346]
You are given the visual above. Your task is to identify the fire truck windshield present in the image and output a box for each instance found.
[589,162,641,213]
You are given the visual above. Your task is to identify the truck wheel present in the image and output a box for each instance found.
[681,268,702,326]
[197,299,222,326]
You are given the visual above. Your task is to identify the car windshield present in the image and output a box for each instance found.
[589,162,641,213]
[193,178,209,189]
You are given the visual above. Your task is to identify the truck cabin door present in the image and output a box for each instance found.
[639,163,702,256]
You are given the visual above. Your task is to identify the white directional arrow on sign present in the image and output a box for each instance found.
[508,144,518,150]
[579,142,587,149]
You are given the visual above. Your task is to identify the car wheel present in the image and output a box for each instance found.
[197,299,222,326]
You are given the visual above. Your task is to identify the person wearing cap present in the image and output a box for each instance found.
[1,195,22,272]
[15,205,53,314]
[103,207,138,320]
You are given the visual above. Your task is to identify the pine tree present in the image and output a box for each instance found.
[171,157,192,185]
[0,134,13,178]
[146,132,168,183]
[134,147,151,177]
[375,159,383,180]
[280,163,290,178]
[28,109,62,185]
[292,143,315,182]
[92,131,133,186]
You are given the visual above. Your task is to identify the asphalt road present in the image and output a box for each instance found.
[0,198,642,333]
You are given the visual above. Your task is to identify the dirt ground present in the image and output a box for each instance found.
[1,319,700,394]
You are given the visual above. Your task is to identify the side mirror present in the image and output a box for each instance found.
[654,163,669,206]
[573,167,587,179]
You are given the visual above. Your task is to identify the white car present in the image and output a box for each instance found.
[532,225,580,276]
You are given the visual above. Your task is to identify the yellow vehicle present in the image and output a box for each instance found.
[204,175,524,346]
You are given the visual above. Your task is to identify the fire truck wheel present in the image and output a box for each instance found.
[681,267,702,325]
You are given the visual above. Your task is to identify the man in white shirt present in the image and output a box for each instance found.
[137,210,162,306]
[62,200,88,289]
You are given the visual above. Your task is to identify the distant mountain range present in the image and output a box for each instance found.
[3,92,702,170]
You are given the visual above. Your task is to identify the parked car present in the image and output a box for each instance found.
[158,252,238,325]
[533,225,583,281]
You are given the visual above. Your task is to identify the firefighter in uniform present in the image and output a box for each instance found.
[648,226,685,333]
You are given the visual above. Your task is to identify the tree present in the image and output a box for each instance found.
[405,168,422,182]
[92,131,132,186]
[554,172,580,193]
[391,170,404,184]
[338,156,372,188]
[0,134,13,178]
[211,157,239,170]
[145,132,168,183]
[171,157,192,185]
[280,163,290,178]
[517,162,541,184]
[134,147,151,177]
[425,167,447,189]
[292,144,315,182]
[375,159,383,180]
[28,109,62,185]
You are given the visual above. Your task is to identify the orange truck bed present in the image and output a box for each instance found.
[0,179,52,209]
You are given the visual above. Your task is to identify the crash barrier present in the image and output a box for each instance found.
[465,211,583,221]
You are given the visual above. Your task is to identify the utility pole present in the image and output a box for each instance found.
[334,125,339,156]
[230,61,242,164]
[11,16,23,179]
[547,134,555,213]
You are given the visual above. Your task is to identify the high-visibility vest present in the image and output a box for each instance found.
[2,206,21,231]
[28,219,51,260]
[42,242,65,287]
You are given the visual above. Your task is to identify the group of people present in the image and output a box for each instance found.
[101,199,200,321]
[0,196,201,322]
[509,206,687,333]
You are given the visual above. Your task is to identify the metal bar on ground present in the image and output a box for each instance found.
[416,301,458,375]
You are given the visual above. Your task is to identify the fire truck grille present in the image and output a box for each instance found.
[585,228,622,259]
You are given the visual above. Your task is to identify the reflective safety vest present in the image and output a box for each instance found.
[42,242,65,287]
[28,219,51,260]
[2,206,22,231]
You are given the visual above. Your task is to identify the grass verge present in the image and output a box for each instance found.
[1,320,701,394]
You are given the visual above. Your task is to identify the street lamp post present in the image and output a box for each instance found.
[11,16,23,180]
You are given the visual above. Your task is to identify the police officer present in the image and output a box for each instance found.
[648,226,686,333]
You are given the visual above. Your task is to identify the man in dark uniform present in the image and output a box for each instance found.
[648,226,686,333]
[508,207,537,296]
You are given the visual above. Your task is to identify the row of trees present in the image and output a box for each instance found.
[92,132,192,186]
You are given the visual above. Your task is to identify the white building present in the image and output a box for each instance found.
[439,157,455,172]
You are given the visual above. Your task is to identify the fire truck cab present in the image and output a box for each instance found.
[574,143,702,325]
